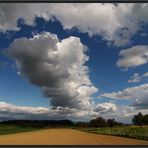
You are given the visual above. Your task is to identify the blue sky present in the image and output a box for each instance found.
[0,3,148,123]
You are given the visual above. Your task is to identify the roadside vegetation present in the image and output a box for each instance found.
[80,126,148,141]
[76,112,148,141]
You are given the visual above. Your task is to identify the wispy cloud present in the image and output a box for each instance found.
[128,72,148,83]
[128,73,141,83]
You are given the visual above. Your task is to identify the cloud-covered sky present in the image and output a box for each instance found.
[0,3,148,123]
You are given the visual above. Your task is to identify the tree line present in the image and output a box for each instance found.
[0,118,122,128]
[0,112,147,128]
[76,117,123,128]
[0,119,74,128]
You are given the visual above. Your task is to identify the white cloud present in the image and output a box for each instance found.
[100,83,148,109]
[0,101,148,123]
[128,72,148,83]
[0,101,49,121]
[0,101,98,121]
[7,32,98,111]
[0,3,128,39]
[143,72,148,77]
[117,45,148,69]
[0,101,49,114]
[101,83,148,100]
[128,73,141,83]
[94,102,148,123]
[94,102,117,114]
[102,105,148,123]
[1,3,148,46]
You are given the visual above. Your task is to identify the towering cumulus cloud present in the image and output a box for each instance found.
[7,32,98,111]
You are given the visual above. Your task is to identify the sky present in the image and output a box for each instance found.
[0,3,148,123]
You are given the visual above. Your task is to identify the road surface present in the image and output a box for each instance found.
[0,128,147,145]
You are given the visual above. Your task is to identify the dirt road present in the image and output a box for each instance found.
[0,128,147,145]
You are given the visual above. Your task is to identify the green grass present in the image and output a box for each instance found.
[80,126,148,141]
[0,124,46,135]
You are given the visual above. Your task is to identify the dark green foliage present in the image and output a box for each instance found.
[90,117,107,128]
[132,112,148,127]
[143,114,148,125]
[89,117,122,128]
[132,112,144,127]
[75,122,89,128]
[107,119,115,128]
[0,119,74,128]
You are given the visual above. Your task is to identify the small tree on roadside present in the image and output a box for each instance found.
[90,117,107,129]
[143,114,148,125]
[132,112,144,128]
[107,119,115,128]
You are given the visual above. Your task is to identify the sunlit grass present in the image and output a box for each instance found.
[80,126,148,141]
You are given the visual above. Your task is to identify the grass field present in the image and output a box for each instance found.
[80,126,148,141]
[0,124,44,135]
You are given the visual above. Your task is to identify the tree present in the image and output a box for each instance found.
[76,122,89,128]
[132,112,144,128]
[90,117,107,128]
[107,119,115,128]
[143,114,148,125]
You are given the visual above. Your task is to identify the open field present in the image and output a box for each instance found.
[0,128,148,145]
[81,126,148,141]
[0,124,44,135]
